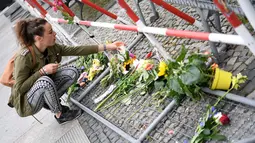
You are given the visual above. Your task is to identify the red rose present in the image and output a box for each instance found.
[145,52,153,59]
[219,114,230,125]
[214,112,230,125]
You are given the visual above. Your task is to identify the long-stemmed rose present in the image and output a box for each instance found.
[191,73,247,143]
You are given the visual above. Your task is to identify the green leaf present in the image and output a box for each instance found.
[125,50,130,60]
[154,81,165,90]
[169,77,184,94]
[180,66,201,85]
[210,134,227,141]
[203,129,211,135]
[182,85,193,99]
[188,54,208,67]
[143,71,149,80]
[176,45,187,62]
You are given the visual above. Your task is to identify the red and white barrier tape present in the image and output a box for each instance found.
[214,0,255,55]
[52,18,245,46]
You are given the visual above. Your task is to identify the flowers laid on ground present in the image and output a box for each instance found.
[191,73,247,143]
[96,47,157,111]
[77,72,89,87]
[100,46,137,87]
[65,42,248,142]
[67,52,108,97]
[191,105,229,143]
[87,59,105,81]
[214,112,230,125]
[152,46,211,107]
[76,59,104,87]
[52,0,74,24]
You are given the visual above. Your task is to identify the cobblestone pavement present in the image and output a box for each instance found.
[47,0,255,142]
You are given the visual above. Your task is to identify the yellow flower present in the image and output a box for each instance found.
[158,61,167,76]
[123,58,134,70]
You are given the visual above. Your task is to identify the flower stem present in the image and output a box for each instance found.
[214,87,233,107]
[203,73,214,78]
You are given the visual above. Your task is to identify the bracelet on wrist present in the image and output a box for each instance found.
[39,69,43,76]
[42,67,48,75]
[103,44,107,51]
[40,68,46,76]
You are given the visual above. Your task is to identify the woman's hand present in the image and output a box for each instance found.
[107,41,125,50]
[42,63,59,75]
[98,41,125,52]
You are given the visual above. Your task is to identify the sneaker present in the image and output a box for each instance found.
[55,109,82,124]
[43,104,70,113]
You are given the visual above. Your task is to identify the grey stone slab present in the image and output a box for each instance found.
[241,49,249,57]
[227,57,238,66]
[248,60,255,70]
[56,122,90,143]
[241,69,249,76]
[248,69,255,80]
[224,65,234,71]
[233,62,242,71]
[233,51,241,57]
[241,79,255,96]
[233,64,247,75]
[245,56,255,65]
[248,51,254,56]
[238,56,249,62]
[235,45,245,52]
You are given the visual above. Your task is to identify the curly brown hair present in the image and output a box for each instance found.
[15,18,48,47]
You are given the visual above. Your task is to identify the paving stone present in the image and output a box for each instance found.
[241,49,249,57]
[248,69,255,80]
[233,62,242,71]
[86,129,94,137]
[241,80,255,95]
[233,45,244,51]
[245,56,255,65]
[248,51,254,56]
[170,50,177,55]
[233,64,247,75]
[116,139,126,143]
[175,45,182,50]
[153,132,160,139]
[91,122,99,129]
[227,57,238,66]
[109,132,118,140]
[101,138,111,143]
[89,132,97,139]
[238,56,249,62]
[233,51,241,57]
[93,140,100,143]
[111,136,120,143]
[88,118,97,125]
[248,60,255,70]
[90,135,98,143]
[224,65,234,71]
[241,69,249,76]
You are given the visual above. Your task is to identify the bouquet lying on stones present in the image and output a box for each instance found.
[96,46,157,111]
[191,73,247,143]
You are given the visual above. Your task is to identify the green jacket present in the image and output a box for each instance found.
[8,43,98,117]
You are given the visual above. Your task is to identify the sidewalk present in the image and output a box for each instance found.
[0,12,89,143]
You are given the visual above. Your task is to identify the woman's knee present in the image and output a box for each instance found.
[58,66,79,81]
[35,76,55,88]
